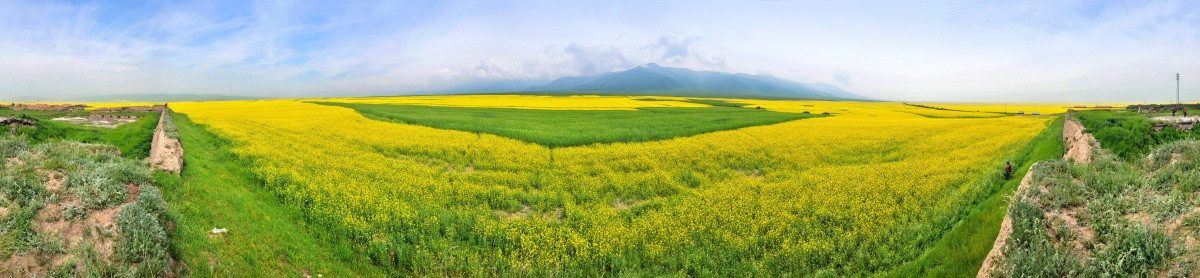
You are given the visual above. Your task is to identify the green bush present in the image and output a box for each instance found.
[135,186,168,228]
[63,159,150,210]
[1086,223,1172,276]
[65,168,129,210]
[997,134,1195,277]
[99,160,152,186]
[1075,111,1199,158]
[998,199,1084,277]
[114,202,171,277]
[1093,127,1145,158]
[1146,139,1199,170]
[1,173,44,207]
[0,136,27,159]
[160,110,179,140]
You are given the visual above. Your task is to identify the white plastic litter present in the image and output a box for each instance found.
[210,228,228,234]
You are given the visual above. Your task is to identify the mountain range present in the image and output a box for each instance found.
[446,63,868,100]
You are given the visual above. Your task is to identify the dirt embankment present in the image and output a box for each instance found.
[978,116,1101,277]
[976,162,1040,278]
[1062,113,1098,163]
[147,109,183,174]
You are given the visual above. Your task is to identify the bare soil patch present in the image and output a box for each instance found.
[9,170,140,276]
[1063,117,1097,163]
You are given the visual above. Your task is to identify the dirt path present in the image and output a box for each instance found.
[976,162,1039,278]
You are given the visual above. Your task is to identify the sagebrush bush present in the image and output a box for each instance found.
[999,198,1084,277]
[1,173,43,207]
[1082,160,1138,197]
[1087,223,1172,276]
[135,186,168,228]
[160,110,179,140]
[114,202,171,277]
[65,168,128,210]
[100,160,152,186]
[0,136,27,159]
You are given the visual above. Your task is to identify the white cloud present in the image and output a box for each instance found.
[0,0,1197,101]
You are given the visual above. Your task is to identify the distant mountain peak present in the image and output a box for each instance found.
[447,64,868,100]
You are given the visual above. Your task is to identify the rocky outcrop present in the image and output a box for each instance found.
[147,109,182,174]
[1063,113,1098,163]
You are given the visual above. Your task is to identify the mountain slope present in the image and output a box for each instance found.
[436,63,868,100]
[527,63,867,100]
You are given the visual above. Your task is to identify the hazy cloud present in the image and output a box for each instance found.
[563,43,633,76]
[834,71,852,87]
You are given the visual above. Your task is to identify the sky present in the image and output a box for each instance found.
[0,0,1198,102]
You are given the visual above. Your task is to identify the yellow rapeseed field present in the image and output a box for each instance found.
[170,96,1052,275]
[314,94,708,110]
[909,102,1124,115]
[5,101,162,110]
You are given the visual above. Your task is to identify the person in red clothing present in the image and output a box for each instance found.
[1004,161,1012,180]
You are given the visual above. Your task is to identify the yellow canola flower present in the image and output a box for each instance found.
[309,94,708,110]
[170,96,1051,271]
[907,102,1126,115]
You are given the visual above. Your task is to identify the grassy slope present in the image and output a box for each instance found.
[155,112,382,277]
[0,109,159,159]
[313,102,819,147]
[886,116,1064,277]
[1073,110,1200,159]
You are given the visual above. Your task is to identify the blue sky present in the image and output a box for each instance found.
[0,0,1197,102]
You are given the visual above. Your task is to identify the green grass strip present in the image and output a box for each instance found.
[313,102,820,147]
[0,110,159,159]
[156,112,383,277]
[885,116,1065,277]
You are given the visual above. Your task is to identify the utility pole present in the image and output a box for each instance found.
[1178,73,1182,106]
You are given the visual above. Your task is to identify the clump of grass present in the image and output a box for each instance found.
[114,192,172,277]
[136,186,165,214]
[1031,160,1084,209]
[1074,111,1199,158]
[992,139,1200,277]
[159,109,179,140]
[60,203,88,220]
[62,155,150,210]
[1086,223,1172,276]
[65,168,129,210]
[1,136,175,276]
[1,173,44,207]
[1081,154,1139,196]
[1145,139,1200,193]
[1181,212,1200,237]
[0,135,27,159]
[995,198,1084,277]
